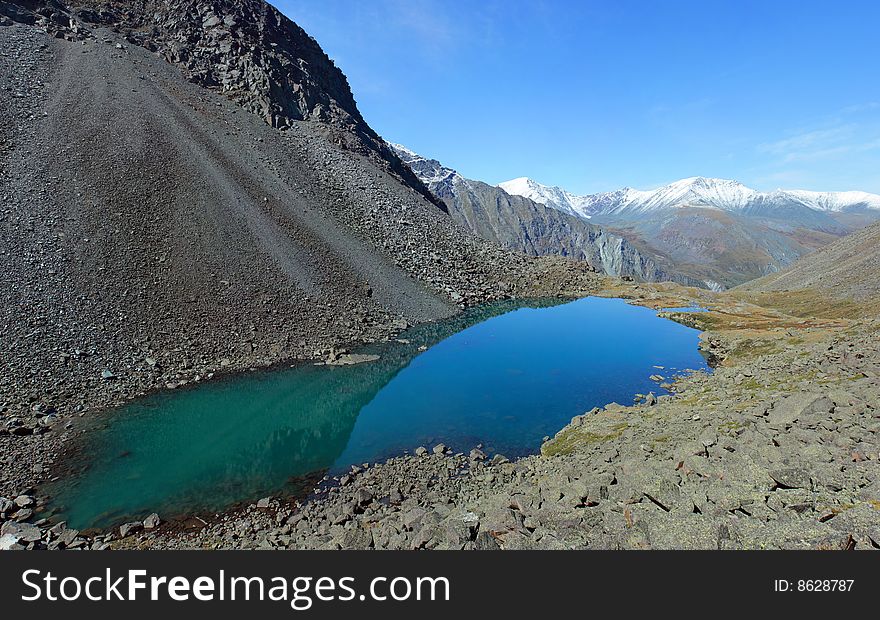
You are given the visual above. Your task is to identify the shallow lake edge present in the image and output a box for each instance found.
[41,294,711,536]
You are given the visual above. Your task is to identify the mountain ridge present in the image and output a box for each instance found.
[390,143,704,287]
[498,175,880,289]
[499,175,880,219]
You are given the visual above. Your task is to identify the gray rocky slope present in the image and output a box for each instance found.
[0,6,600,499]
[0,0,440,207]
[390,144,703,286]
[737,220,880,301]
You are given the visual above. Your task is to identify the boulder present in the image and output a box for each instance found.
[469,448,487,461]
[770,468,812,490]
[0,534,22,550]
[490,454,509,466]
[1,521,41,543]
[766,393,833,427]
[355,488,374,506]
[119,521,143,538]
[13,495,34,508]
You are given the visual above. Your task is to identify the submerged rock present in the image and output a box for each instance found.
[325,353,380,366]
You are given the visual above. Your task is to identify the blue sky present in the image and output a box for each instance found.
[275,0,880,195]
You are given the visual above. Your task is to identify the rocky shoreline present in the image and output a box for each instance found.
[5,285,878,551]
[139,296,877,551]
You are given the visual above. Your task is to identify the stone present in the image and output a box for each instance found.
[469,448,487,461]
[432,443,448,455]
[13,508,33,522]
[414,446,428,457]
[13,495,34,508]
[355,488,374,506]
[326,353,380,366]
[814,533,856,551]
[101,369,116,380]
[473,531,501,550]
[490,454,509,466]
[770,468,812,490]
[1,521,41,543]
[38,414,59,428]
[340,526,373,550]
[119,521,144,538]
[57,528,80,547]
[0,534,22,551]
[766,393,833,427]
[256,497,271,509]
[143,513,161,529]
[698,429,718,447]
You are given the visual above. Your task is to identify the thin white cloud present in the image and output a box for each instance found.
[758,123,880,164]
[841,101,880,114]
[758,125,854,156]
[388,0,455,53]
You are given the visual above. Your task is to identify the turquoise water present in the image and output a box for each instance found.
[45,297,709,529]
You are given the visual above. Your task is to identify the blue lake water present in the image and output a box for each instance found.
[45,297,709,529]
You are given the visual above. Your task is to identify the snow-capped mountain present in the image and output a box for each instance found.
[497,175,880,290]
[387,143,463,189]
[498,176,880,219]
[496,177,596,219]
[389,143,698,285]
[394,144,880,290]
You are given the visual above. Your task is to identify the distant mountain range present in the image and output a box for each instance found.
[498,176,880,289]
[499,176,880,221]
[389,144,702,286]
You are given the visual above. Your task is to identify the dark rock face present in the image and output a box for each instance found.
[64,0,365,130]
[1,0,441,207]
[1,1,86,37]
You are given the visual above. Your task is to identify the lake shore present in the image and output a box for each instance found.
[6,282,877,550]
[136,288,880,550]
